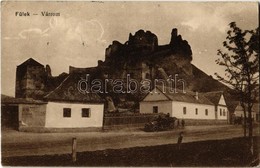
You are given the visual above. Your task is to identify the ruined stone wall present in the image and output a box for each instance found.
[102,28,193,87]
[128,30,158,52]
[16,65,46,99]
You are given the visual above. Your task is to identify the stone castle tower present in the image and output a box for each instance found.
[15,58,46,99]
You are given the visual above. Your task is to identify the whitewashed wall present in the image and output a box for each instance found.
[218,95,226,106]
[171,102,215,119]
[140,101,172,115]
[45,102,104,128]
[217,106,228,120]
[140,89,227,120]
[216,95,228,120]
[140,101,215,119]
[142,90,169,101]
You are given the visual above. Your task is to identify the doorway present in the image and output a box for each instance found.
[1,105,19,130]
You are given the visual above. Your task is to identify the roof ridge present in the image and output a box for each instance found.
[154,86,214,105]
[155,86,172,100]
[156,85,196,95]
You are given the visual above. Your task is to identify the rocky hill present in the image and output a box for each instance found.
[49,28,235,111]
[96,28,230,92]
[72,28,233,110]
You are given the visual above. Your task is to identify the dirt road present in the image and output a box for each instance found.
[1,125,258,157]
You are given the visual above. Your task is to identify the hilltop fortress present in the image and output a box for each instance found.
[15,28,230,108]
[71,28,193,82]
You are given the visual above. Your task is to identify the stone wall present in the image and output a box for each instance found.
[16,65,46,99]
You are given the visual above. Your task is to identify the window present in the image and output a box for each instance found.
[63,108,71,118]
[153,106,158,113]
[82,108,91,117]
[220,109,222,116]
[195,108,198,115]
[183,107,186,115]
[223,109,226,116]
[205,109,208,116]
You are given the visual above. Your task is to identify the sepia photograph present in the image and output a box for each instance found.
[1,1,259,167]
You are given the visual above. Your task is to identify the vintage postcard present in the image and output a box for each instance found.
[1,1,259,167]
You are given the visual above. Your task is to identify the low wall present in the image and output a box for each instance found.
[104,113,229,128]
[182,119,228,126]
[19,126,103,133]
[104,113,160,126]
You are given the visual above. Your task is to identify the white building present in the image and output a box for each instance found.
[202,91,229,121]
[43,73,105,129]
[140,86,228,121]
[233,102,259,122]
[17,73,105,131]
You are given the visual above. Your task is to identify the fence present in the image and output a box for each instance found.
[103,112,160,127]
[179,119,228,126]
[103,112,229,128]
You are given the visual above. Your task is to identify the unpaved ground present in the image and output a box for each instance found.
[1,125,258,157]
[2,136,259,167]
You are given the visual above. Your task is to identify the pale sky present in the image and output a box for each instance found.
[1,1,259,96]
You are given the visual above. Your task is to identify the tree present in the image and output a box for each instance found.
[215,22,259,156]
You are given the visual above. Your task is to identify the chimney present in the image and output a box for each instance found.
[195,91,199,100]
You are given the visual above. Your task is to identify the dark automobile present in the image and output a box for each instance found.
[144,115,177,132]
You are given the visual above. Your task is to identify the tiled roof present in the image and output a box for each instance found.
[1,94,46,105]
[201,91,223,106]
[155,86,214,105]
[44,73,104,104]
